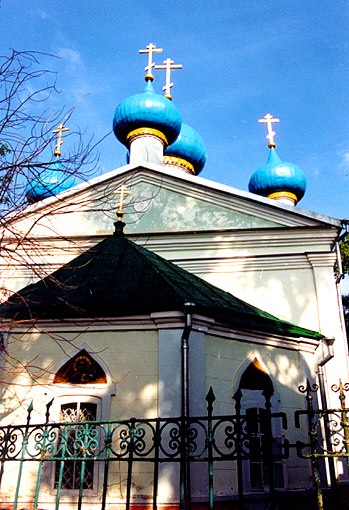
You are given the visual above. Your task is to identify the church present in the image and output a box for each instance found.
[0,44,348,510]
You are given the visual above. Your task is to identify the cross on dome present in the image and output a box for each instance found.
[258,113,279,148]
[114,184,131,221]
[53,123,70,157]
[139,43,163,82]
[155,58,182,100]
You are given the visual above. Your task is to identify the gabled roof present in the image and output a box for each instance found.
[6,163,341,237]
[0,223,322,341]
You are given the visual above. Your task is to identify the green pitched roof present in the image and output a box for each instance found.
[0,224,322,340]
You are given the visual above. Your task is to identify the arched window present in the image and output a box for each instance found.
[53,348,109,491]
[236,358,284,492]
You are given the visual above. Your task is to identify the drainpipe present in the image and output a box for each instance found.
[317,337,336,489]
[334,226,349,342]
[333,219,349,286]
[180,302,195,510]
[181,302,195,420]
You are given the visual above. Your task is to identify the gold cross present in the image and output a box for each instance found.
[114,184,131,221]
[155,58,182,100]
[258,113,280,148]
[52,124,70,157]
[139,43,163,82]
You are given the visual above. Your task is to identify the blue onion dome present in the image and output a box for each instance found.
[248,148,306,205]
[26,158,76,203]
[163,123,207,175]
[113,81,182,148]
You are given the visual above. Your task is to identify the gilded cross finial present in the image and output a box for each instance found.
[52,123,70,157]
[155,57,182,100]
[139,43,163,82]
[258,113,280,148]
[114,184,131,222]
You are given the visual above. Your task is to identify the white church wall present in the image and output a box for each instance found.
[0,329,159,425]
[205,334,315,491]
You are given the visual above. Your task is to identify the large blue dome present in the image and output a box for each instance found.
[164,123,206,175]
[113,81,182,147]
[248,148,306,204]
[26,159,76,203]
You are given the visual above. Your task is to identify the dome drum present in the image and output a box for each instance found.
[163,123,206,176]
[163,155,195,175]
[128,132,165,166]
[126,127,168,147]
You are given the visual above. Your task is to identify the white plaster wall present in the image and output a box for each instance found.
[0,329,158,425]
[205,334,314,491]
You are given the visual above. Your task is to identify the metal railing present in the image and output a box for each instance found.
[1,381,349,510]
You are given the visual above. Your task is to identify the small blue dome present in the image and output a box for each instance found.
[164,123,206,175]
[248,148,306,204]
[113,81,182,147]
[26,159,76,203]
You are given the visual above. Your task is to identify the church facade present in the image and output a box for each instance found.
[0,45,348,509]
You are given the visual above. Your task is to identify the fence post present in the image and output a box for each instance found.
[299,379,324,510]
[101,422,112,510]
[233,388,245,510]
[332,379,349,472]
[126,419,136,510]
[13,401,33,510]
[33,398,54,510]
[263,388,276,510]
[206,387,215,510]
[0,423,10,490]
[152,419,161,510]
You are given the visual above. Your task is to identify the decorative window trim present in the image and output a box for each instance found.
[48,345,115,495]
[234,357,287,492]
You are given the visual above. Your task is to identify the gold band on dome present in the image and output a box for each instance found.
[267,191,298,203]
[126,128,168,146]
[163,156,196,175]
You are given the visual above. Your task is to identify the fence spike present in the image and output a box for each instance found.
[45,398,54,423]
[26,401,34,424]
[206,387,215,404]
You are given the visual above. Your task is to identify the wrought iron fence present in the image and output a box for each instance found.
[1,381,349,510]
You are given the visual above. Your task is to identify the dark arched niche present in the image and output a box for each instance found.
[239,358,274,395]
[54,349,107,384]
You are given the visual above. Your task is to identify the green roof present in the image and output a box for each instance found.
[0,223,322,340]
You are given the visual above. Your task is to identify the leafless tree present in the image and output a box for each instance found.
[0,50,101,212]
[0,50,109,393]
[0,49,106,291]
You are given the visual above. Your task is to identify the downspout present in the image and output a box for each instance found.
[334,224,349,356]
[182,315,192,419]
[317,337,336,489]
[180,302,195,510]
[333,221,349,367]
[332,219,349,287]
[181,302,195,420]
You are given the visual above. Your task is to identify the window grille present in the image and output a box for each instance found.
[55,402,97,490]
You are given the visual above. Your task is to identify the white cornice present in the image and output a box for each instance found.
[179,253,336,274]
[0,226,337,276]
[306,252,338,267]
[1,225,339,255]
[5,311,320,353]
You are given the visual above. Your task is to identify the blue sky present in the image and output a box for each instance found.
[1,1,348,220]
